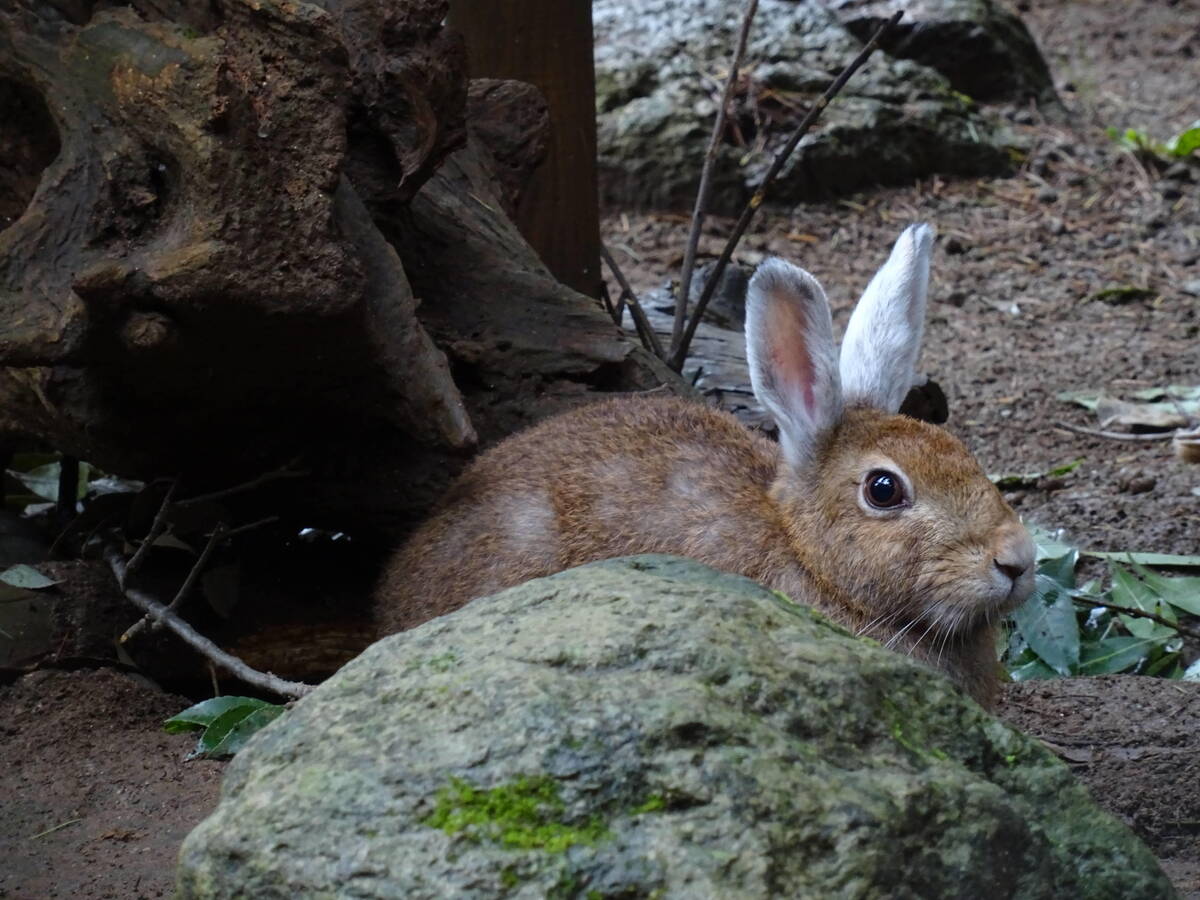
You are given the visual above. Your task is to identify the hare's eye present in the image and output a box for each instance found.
[864,470,905,509]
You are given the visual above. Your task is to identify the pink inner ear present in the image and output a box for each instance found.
[768,292,816,414]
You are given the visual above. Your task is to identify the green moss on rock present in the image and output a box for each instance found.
[423,776,609,852]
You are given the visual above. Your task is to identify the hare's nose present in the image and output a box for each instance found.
[993,558,1028,582]
[993,526,1035,584]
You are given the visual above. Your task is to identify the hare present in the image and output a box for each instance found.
[374,225,1034,707]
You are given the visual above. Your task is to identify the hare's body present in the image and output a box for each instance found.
[376,396,1015,705]
[374,226,1034,707]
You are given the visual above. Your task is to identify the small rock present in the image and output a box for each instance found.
[1006,490,1027,507]
[1046,217,1066,236]
[944,289,968,307]
[1065,172,1086,187]
[1037,476,1067,492]
[1164,161,1195,183]
[1013,108,1036,125]
[1141,214,1167,234]
[1037,186,1058,203]
[1118,475,1157,495]
[944,236,969,255]
[1155,180,1183,201]
[1182,279,1200,297]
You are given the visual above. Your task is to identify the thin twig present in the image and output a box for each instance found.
[221,515,281,538]
[30,818,83,840]
[175,464,307,508]
[669,11,904,371]
[1054,422,1175,442]
[673,0,759,361]
[120,523,228,644]
[600,242,666,360]
[104,544,314,699]
[1075,594,1200,642]
[124,479,178,582]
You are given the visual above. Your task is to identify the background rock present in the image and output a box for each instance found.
[178,556,1172,899]
[830,0,1061,104]
[593,0,1031,212]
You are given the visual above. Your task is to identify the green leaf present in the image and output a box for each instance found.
[1165,123,1200,157]
[163,696,271,734]
[1008,654,1058,682]
[165,696,285,759]
[0,565,60,590]
[1078,637,1155,675]
[1028,526,1075,562]
[1130,564,1200,616]
[4,461,91,503]
[1108,564,1177,639]
[7,464,63,502]
[1045,458,1085,478]
[1011,573,1081,675]
[1055,389,1101,411]
[204,705,285,758]
[1083,550,1200,568]
[1038,549,1079,590]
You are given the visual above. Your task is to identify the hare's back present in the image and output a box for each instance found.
[462,394,778,497]
[376,395,784,633]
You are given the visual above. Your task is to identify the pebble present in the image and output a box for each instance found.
[1037,186,1059,204]
[1182,279,1200,298]
[1118,474,1157,495]
[1046,217,1066,236]
[1156,180,1183,201]
[1164,161,1195,183]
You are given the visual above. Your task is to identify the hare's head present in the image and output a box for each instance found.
[746,225,1033,650]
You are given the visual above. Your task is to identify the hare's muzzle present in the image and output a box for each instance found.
[991,522,1036,609]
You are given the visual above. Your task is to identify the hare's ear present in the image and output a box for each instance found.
[839,223,935,413]
[746,259,844,469]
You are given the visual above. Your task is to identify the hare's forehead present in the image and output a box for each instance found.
[835,423,991,494]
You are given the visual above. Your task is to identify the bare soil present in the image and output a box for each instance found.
[1,0,1197,897]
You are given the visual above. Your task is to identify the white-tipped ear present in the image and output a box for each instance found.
[839,223,935,413]
[745,258,844,469]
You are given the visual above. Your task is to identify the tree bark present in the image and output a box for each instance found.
[452,0,603,298]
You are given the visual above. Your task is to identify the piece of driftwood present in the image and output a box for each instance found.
[0,1,675,540]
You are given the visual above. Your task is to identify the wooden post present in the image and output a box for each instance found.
[451,0,603,298]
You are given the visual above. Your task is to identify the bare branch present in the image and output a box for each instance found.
[670,11,904,371]
[120,523,228,644]
[124,479,178,582]
[175,463,308,508]
[672,0,759,362]
[105,543,315,699]
[600,242,666,360]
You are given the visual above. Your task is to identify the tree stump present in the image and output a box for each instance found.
[0,1,674,540]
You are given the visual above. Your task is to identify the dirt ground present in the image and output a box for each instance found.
[1,0,1197,897]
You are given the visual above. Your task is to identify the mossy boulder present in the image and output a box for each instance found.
[593,0,1033,212]
[177,556,1175,899]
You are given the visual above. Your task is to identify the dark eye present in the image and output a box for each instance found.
[864,470,905,509]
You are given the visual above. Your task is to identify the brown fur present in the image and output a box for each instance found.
[374,395,1029,707]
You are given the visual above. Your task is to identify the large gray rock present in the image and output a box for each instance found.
[177,556,1174,899]
[831,0,1060,104]
[594,0,1029,212]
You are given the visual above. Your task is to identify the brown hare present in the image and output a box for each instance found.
[374,225,1034,707]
